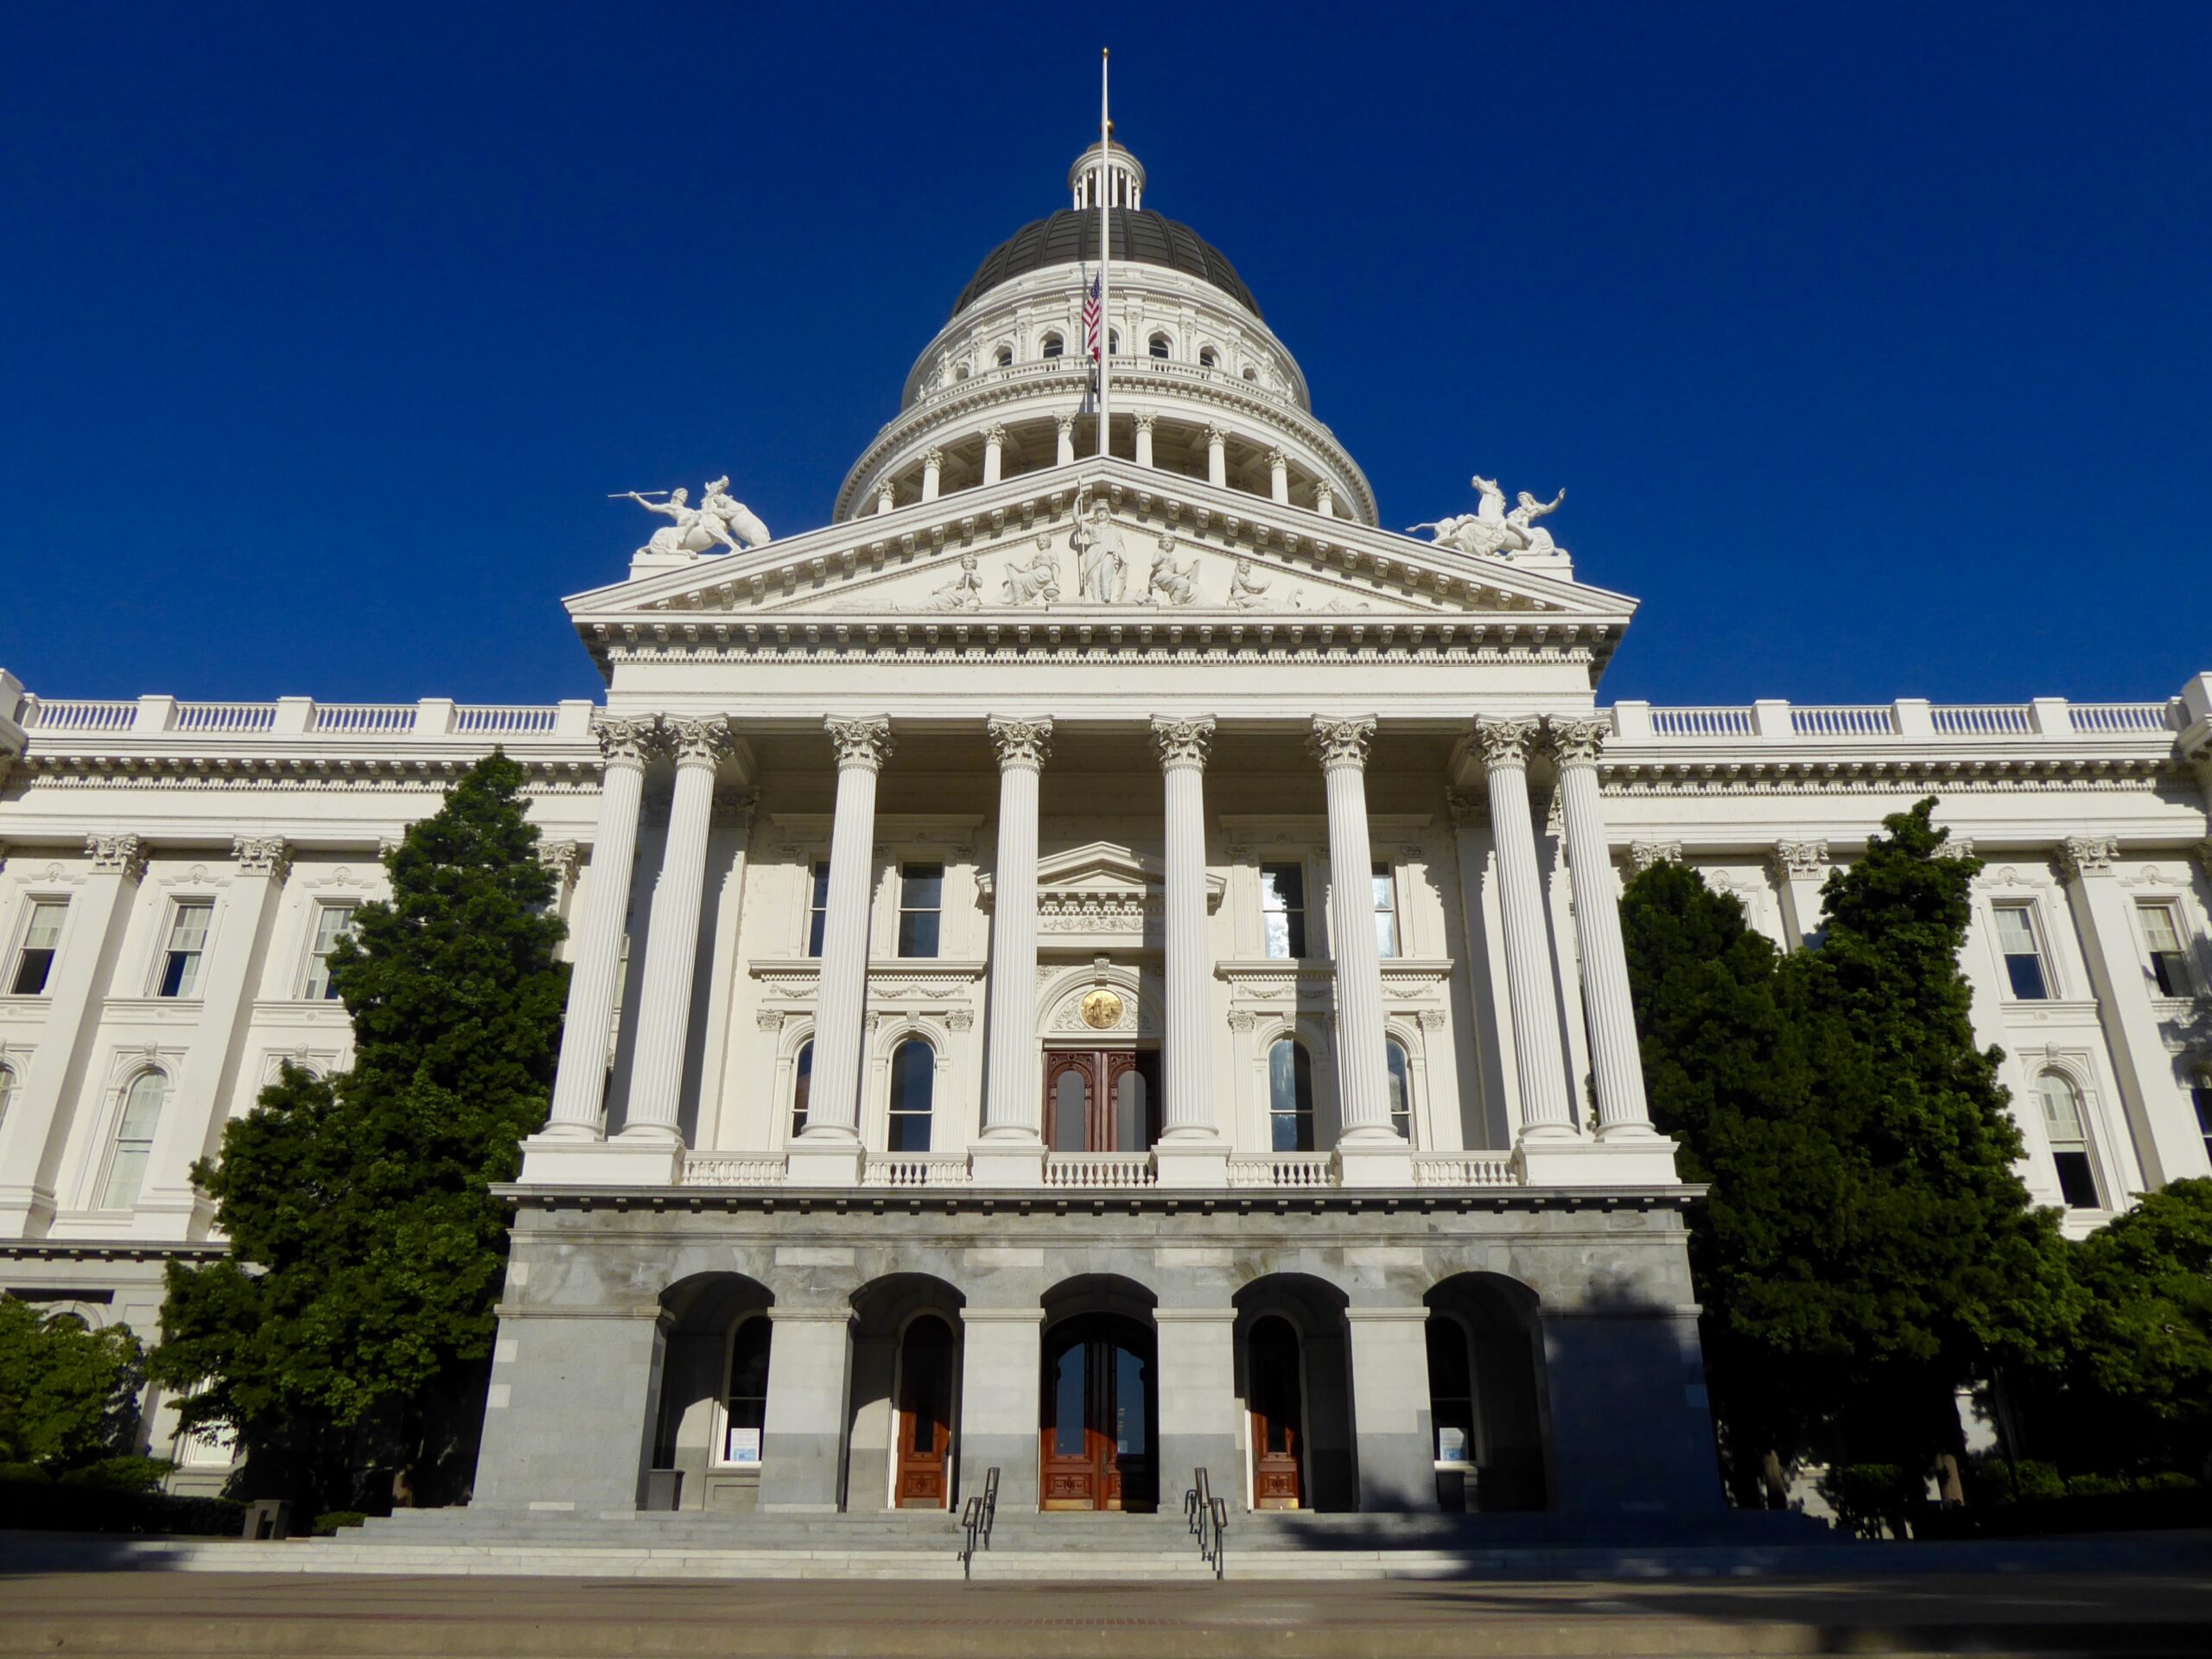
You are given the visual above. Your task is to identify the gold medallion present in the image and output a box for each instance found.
[1079,989,1124,1030]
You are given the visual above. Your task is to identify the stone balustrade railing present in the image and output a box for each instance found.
[1409,1155,1520,1188]
[1226,1154,1335,1189]
[677,1148,1529,1192]
[1616,697,2182,743]
[20,696,595,741]
[859,1156,973,1189]
[1040,1153,1159,1189]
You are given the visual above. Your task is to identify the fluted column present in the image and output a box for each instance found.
[981,718,1051,1148]
[1055,416,1076,466]
[1134,413,1156,469]
[1268,448,1290,505]
[543,718,655,1138]
[621,717,734,1142]
[1311,718,1399,1155]
[1545,717,1656,1139]
[1151,718,1223,1178]
[1205,425,1227,487]
[982,424,1006,486]
[797,718,893,1173]
[920,447,944,502]
[1476,718,1574,1138]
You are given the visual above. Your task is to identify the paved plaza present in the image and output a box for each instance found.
[5,1568,2211,1657]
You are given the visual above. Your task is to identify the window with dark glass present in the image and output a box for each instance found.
[1425,1317,1475,1466]
[1198,346,1218,369]
[2037,1071,2101,1209]
[2141,904,2191,997]
[790,1040,813,1138]
[722,1318,772,1464]
[1148,333,1170,359]
[2195,1078,2212,1166]
[1041,333,1065,359]
[157,900,213,998]
[887,1039,934,1153]
[806,861,830,957]
[1268,1039,1315,1153]
[1260,864,1306,960]
[10,899,67,995]
[1386,1042,1414,1141]
[897,862,943,958]
[995,345,1012,367]
[1373,864,1400,958]
[1993,906,2051,1000]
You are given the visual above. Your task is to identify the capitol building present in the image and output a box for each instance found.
[3,139,2209,1525]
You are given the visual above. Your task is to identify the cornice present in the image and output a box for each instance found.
[1595,753,2177,795]
[10,753,602,791]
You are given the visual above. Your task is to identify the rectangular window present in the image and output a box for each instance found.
[2140,904,2191,998]
[10,899,67,995]
[1260,863,1307,960]
[156,900,213,998]
[805,861,830,957]
[2195,1081,2212,1167]
[1373,864,1400,959]
[1993,906,2051,1000]
[896,862,943,958]
[303,904,357,1001]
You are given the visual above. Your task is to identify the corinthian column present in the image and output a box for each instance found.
[1310,719,1408,1185]
[1151,716,1227,1185]
[976,718,1051,1184]
[1545,717,1657,1140]
[982,425,1007,486]
[543,717,655,1139]
[1476,717,1574,1139]
[620,717,733,1143]
[791,717,893,1184]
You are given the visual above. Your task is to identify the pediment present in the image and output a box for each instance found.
[567,461,1637,639]
[978,840,1225,914]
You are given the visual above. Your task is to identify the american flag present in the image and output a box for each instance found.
[1083,273,1103,361]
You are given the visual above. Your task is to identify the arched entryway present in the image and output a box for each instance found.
[1425,1273,1548,1512]
[1039,1275,1157,1511]
[1233,1273,1355,1511]
[652,1272,776,1512]
[847,1274,965,1513]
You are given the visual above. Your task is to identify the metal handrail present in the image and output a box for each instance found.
[1185,1465,1211,1536]
[1208,1496,1229,1579]
[1186,1467,1226,1576]
[959,1465,1000,1579]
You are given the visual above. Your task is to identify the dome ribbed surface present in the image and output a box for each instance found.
[952,208,1260,320]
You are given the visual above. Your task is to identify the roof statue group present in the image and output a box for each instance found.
[1408,475,1569,562]
[618,479,772,558]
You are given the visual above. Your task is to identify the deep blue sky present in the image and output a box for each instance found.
[4,3,2207,708]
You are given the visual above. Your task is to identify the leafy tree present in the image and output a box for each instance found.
[152,752,567,1510]
[0,1298,148,1478]
[1620,800,2079,1508]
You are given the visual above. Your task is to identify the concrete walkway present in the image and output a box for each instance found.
[3,1570,2210,1657]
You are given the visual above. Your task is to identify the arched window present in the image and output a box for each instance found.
[1108,328,1121,355]
[1268,1039,1315,1153]
[1243,365,1258,382]
[1198,346,1219,370]
[790,1040,813,1139]
[955,363,969,381]
[102,1071,166,1210]
[1386,1042,1414,1142]
[2037,1071,2101,1209]
[1040,333,1065,359]
[887,1039,934,1153]
[721,1316,772,1465]
[1148,332,1171,359]
[995,345,1013,367]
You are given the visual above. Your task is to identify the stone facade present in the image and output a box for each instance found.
[3,141,2209,1516]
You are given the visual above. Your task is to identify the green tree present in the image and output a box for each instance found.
[151,752,567,1510]
[0,1298,147,1478]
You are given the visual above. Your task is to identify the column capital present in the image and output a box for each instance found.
[1133,412,1156,433]
[1150,715,1216,771]
[231,836,291,880]
[1308,715,1376,772]
[1628,840,1682,874]
[921,447,944,467]
[2056,834,2120,881]
[1473,715,1540,770]
[85,833,148,880]
[712,786,760,831]
[663,715,734,769]
[987,716,1053,770]
[1444,787,1488,830]
[1204,423,1226,446]
[537,839,582,887]
[1054,414,1077,436]
[824,716,894,771]
[593,715,657,770]
[984,423,1007,445]
[1265,447,1288,469]
[1769,839,1829,881]
[1543,715,1610,768]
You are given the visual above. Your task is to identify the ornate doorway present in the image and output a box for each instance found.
[893,1315,956,1509]
[1039,1313,1156,1510]
[1045,1049,1161,1152]
[1248,1315,1306,1509]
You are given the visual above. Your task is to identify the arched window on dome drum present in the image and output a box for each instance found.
[887,1039,935,1153]
[790,1040,813,1139]
[1268,1039,1315,1153]
[1041,333,1065,359]
[1198,346,1218,369]
[2037,1071,2102,1210]
[102,1070,167,1210]
[1148,333,1171,360]
[1243,365,1258,382]
[995,346,1013,367]
[1109,328,1120,355]
[1386,1041,1414,1143]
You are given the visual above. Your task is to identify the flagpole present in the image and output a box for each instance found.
[1096,47,1110,460]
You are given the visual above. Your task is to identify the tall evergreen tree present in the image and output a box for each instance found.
[151,753,567,1509]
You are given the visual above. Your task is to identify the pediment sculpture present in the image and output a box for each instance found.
[1408,474,1567,562]
[617,476,771,559]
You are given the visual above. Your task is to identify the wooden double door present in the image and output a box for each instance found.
[1247,1316,1306,1510]
[1040,1313,1156,1511]
[1046,1048,1161,1152]
[893,1316,956,1509]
